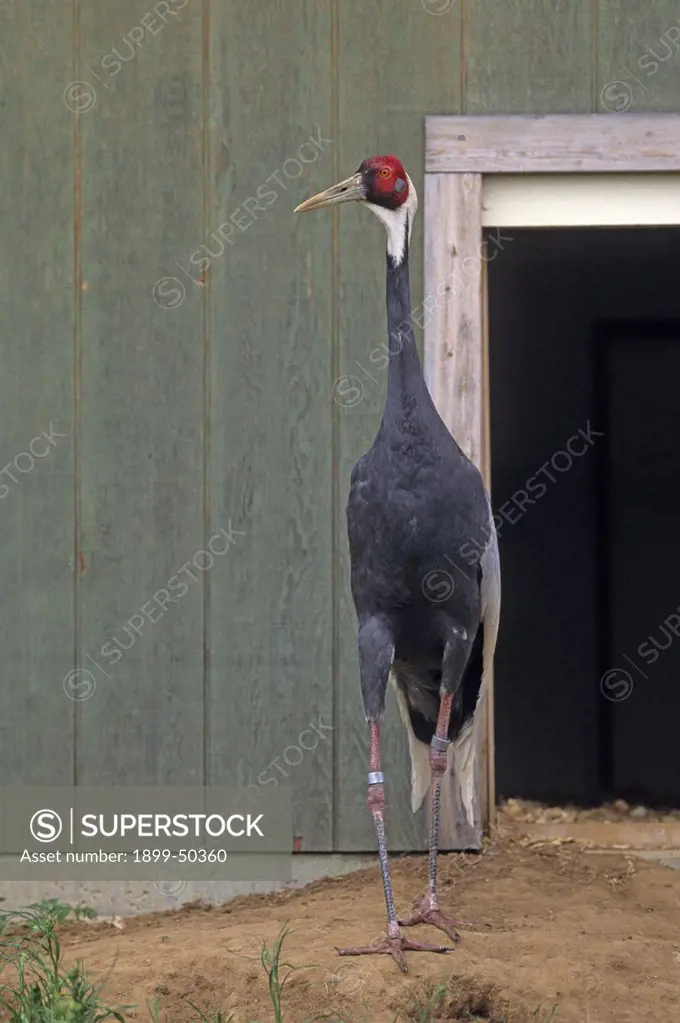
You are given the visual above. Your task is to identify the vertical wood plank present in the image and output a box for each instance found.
[424,173,484,470]
[423,172,486,849]
[336,0,462,851]
[466,0,592,114]
[598,0,680,114]
[208,0,335,850]
[0,0,75,783]
[77,0,205,783]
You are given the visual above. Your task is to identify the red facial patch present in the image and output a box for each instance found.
[361,154,409,208]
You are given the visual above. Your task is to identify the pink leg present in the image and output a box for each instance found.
[336,721,455,972]
[398,694,471,942]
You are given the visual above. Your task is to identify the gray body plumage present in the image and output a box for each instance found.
[347,243,500,797]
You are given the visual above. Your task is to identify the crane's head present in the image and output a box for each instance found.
[294,155,417,266]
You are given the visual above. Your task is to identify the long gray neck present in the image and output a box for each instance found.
[382,231,436,427]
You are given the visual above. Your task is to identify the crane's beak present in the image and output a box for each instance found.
[293,172,365,213]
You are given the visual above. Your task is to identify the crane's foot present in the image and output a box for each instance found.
[398,895,471,943]
[336,932,454,973]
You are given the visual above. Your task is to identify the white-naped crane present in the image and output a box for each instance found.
[294,156,500,972]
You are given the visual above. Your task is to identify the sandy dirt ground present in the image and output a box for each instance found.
[497,797,680,826]
[55,834,680,1023]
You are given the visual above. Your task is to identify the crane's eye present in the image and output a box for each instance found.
[379,167,391,179]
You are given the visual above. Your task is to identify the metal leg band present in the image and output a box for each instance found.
[368,771,384,785]
[430,735,450,752]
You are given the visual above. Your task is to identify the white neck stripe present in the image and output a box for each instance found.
[363,173,418,266]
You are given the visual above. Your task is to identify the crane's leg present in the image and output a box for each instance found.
[336,617,454,972]
[399,628,474,942]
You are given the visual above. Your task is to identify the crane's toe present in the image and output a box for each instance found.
[399,896,472,942]
[336,932,454,973]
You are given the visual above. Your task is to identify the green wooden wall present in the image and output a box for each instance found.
[1,0,678,851]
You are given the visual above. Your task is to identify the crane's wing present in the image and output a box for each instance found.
[392,491,501,840]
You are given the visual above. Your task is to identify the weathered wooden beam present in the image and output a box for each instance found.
[423,172,489,848]
[426,114,680,174]
[423,172,485,470]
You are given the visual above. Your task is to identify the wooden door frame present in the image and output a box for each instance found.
[423,114,680,845]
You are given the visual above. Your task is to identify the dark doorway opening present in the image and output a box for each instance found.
[488,227,680,807]
[598,322,680,805]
